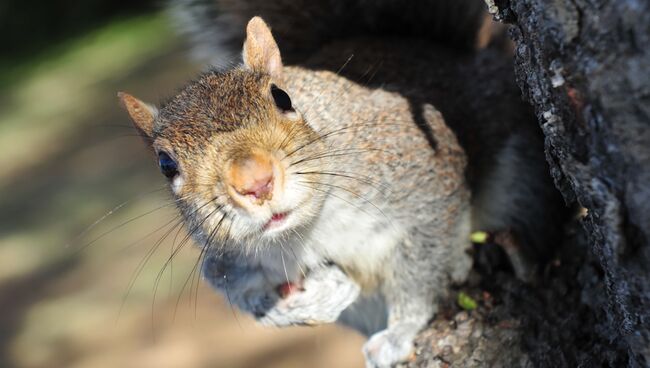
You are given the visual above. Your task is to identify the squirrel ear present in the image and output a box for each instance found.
[118,92,157,140]
[243,17,283,79]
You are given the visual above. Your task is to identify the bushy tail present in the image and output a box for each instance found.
[170,0,489,65]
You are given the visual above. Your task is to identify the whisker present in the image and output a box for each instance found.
[117,215,186,325]
[288,229,308,279]
[118,195,220,323]
[168,238,174,300]
[220,251,243,330]
[300,58,376,130]
[283,123,360,159]
[90,124,138,129]
[288,147,386,168]
[302,54,355,117]
[162,203,225,284]
[314,58,383,114]
[282,115,416,163]
[192,209,230,317]
[297,181,389,223]
[311,180,388,219]
[177,208,231,312]
[68,186,168,248]
[279,245,290,287]
[152,202,223,321]
[74,184,216,254]
[281,60,389,166]
[292,170,391,195]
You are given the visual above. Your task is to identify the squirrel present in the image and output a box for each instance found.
[119,0,566,366]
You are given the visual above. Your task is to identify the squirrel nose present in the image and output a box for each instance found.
[228,152,275,204]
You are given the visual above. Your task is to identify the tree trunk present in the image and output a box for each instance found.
[409,0,650,366]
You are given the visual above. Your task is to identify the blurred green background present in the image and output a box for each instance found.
[0,2,363,367]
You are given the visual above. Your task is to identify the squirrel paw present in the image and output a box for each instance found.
[363,325,416,368]
[258,265,360,327]
[239,289,279,318]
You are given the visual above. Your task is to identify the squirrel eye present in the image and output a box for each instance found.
[158,151,179,179]
[271,84,293,112]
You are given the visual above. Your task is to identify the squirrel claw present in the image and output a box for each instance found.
[276,280,303,299]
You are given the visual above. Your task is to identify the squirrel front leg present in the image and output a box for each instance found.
[201,249,280,318]
[202,250,360,325]
[258,263,360,327]
[364,219,472,368]
[362,238,437,367]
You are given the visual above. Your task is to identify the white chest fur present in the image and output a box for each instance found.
[252,191,403,289]
[301,192,403,284]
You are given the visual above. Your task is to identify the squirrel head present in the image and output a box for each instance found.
[119,17,329,246]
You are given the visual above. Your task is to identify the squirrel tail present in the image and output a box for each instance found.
[169,0,489,65]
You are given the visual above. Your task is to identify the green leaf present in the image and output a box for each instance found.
[470,231,488,244]
[457,292,477,310]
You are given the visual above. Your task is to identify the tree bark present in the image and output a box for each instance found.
[496,0,650,365]
[410,0,649,366]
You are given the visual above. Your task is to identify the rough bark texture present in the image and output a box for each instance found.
[410,0,650,366]
[498,0,650,365]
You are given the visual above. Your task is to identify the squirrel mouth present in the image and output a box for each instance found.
[263,212,290,231]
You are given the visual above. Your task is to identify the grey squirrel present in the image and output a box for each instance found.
[119,1,565,366]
